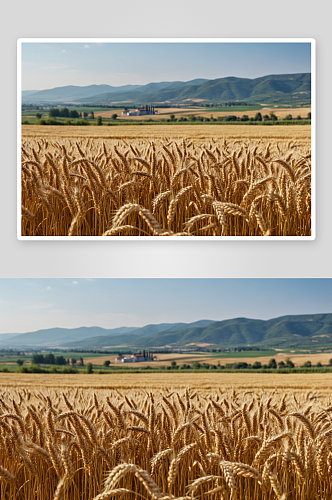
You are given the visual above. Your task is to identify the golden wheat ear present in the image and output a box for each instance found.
[21,136,311,236]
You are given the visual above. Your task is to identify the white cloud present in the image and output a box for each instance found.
[84,45,90,49]
[72,281,78,285]
[46,286,52,290]
[61,49,66,53]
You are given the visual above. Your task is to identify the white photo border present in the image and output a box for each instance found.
[17,38,316,241]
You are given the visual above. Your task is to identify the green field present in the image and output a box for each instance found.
[1,346,331,374]
[21,102,311,126]
[21,106,122,116]
[0,348,314,365]
[22,117,311,126]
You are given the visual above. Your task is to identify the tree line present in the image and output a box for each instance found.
[181,111,311,123]
[163,357,332,370]
[26,353,85,366]
[47,108,94,119]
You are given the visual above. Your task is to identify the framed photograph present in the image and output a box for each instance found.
[1,277,332,499]
[18,38,315,239]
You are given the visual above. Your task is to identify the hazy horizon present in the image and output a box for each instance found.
[0,279,330,334]
[21,42,311,91]
[21,70,312,93]
[1,312,331,337]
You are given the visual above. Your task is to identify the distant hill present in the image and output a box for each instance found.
[0,326,139,347]
[0,321,215,349]
[22,84,144,103]
[1,315,331,350]
[0,333,21,341]
[120,320,213,338]
[62,314,332,349]
[62,320,215,348]
[61,323,186,348]
[65,333,142,348]
[64,315,331,350]
[133,314,331,349]
[21,74,310,105]
[22,90,39,97]
[21,79,210,104]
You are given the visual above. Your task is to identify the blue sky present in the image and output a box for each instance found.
[0,279,330,333]
[21,42,311,90]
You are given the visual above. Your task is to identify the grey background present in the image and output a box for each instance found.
[1,0,329,278]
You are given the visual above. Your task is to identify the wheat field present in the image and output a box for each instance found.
[2,372,332,391]
[0,383,331,500]
[21,126,311,237]
[21,124,311,141]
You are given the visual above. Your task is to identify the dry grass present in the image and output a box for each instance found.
[21,131,311,237]
[0,382,331,500]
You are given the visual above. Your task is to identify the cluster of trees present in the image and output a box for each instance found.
[160,111,310,124]
[284,112,311,120]
[45,108,105,126]
[48,108,95,119]
[31,353,67,365]
[223,358,295,370]
[202,102,249,107]
[186,112,310,123]
[160,357,332,370]
[143,105,156,114]
[0,349,24,356]
[158,359,288,370]
[46,108,117,122]
[31,118,90,126]
[301,360,331,368]
[208,346,268,353]
[15,365,79,374]
[13,355,96,374]
[29,353,85,366]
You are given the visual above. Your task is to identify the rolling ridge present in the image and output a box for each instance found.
[22,73,310,104]
[1,314,331,349]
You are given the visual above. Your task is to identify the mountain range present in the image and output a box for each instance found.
[0,314,331,350]
[22,73,311,105]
